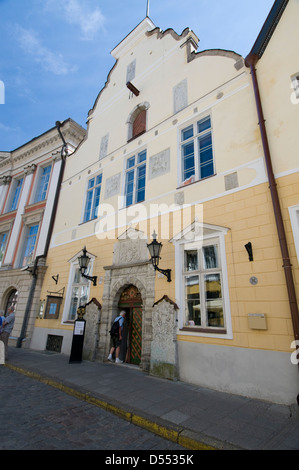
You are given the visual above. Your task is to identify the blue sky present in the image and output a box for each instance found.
[0,0,274,151]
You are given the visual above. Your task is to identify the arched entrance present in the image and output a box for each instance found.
[118,285,142,365]
[4,289,18,314]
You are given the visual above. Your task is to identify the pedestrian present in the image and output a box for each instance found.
[0,306,15,361]
[107,310,126,364]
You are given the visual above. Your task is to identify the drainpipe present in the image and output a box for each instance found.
[16,121,68,348]
[245,53,299,402]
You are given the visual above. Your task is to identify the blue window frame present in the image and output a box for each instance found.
[9,178,23,211]
[181,116,214,184]
[83,174,102,222]
[35,165,51,202]
[0,232,8,266]
[125,150,146,207]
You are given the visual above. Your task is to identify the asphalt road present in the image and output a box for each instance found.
[0,367,186,451]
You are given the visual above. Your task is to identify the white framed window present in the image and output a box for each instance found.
[83,173,102,223]
[291,73,299,99]
[34,164,52,203]
[124,150,146,207]
[180,115,214,185]
[6,177,24,212]
[0,232,8,267]
[289,204,299,264]
[19,224,39,267]
[63,250,95,323]
[67,268,89,321]
[172,222,232,338]
[183,239,225,329]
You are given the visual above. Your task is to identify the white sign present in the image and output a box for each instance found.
[74,321,85,335]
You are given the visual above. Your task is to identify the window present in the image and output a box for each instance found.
[8,177,23,212]
[83,174,102,223]
[68,267,89,321]
[183,239,224,330]
[20,224,39,267]
[132,109,146,139]
[180,116,214,185]
[125,150,146,207]
[127,103,150,142]
[289,205,299,263]
[34,165,51,202]
[0,232,8,267]
[291,73,299,99]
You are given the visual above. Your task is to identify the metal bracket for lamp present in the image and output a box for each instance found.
[78,246,97,286]
[245,242,253,261]
[147,231,172,282]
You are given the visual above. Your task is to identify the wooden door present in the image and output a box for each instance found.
[130,306,142,365]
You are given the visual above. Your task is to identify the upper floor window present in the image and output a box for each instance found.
[7,177,23,212]
[180,116,214,185]
[291,73,299,100]
[125,150,146,207]
[83,174,102,223]
[20,224,39,267]
[34,165,51,203]
[132,109,146,139]
[127,102,150,142]
[0,232,8,267]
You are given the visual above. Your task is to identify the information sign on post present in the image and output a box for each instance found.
[69,306,86,363]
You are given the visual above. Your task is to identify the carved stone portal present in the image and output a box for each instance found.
[96,231,155,371]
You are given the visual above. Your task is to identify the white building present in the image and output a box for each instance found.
[0,119,85,348]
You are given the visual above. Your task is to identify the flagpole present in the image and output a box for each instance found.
[146,0,150,17]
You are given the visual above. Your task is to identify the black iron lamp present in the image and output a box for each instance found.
[147,231,171,282]
[78,246,97,286]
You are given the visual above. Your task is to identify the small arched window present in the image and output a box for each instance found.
[127,102,150,142]
[132,109,146,139]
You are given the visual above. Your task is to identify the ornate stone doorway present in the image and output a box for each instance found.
[97,228,156,371]
[118,285,142,365]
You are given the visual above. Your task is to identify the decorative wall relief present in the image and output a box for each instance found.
[150,296,179,381]
[126,59,136,83]
[104,173,121,199]
[173,78,188,114]
[82,298,101,361]
[148,148,170,180]
[99,133,109,160]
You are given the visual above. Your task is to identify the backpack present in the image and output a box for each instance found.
[109,317,120,336]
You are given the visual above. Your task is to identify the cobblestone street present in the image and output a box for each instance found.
[0,367,185,451]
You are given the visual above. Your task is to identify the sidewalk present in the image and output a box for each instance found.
[3,347,299,450]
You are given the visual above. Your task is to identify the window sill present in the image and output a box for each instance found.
[177,173,216,189]
[180,327,227,335]
[127,130,146,143]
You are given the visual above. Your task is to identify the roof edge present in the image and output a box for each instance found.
[245,0,289,65]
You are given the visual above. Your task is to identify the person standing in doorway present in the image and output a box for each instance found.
[0,306,15,361]
[108,310,126,364]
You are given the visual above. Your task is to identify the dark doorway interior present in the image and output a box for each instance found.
[118,285,142,365]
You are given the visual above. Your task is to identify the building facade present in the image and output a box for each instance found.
[30,1,299,405]
[0,119,85,348]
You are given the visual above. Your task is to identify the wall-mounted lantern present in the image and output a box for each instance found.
[78,246,97,286]
[147,231,171,282]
